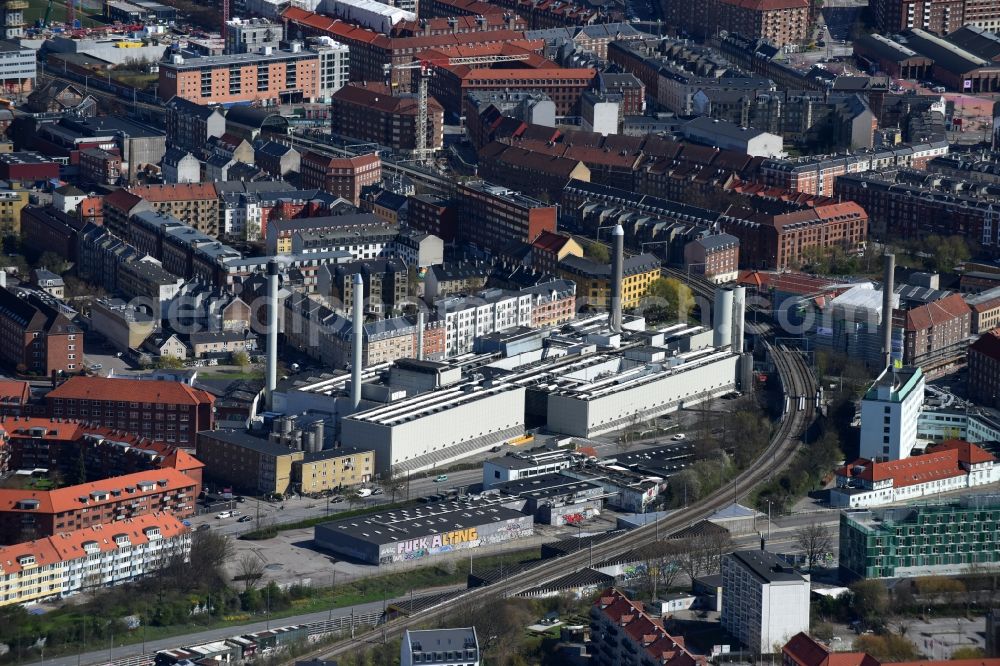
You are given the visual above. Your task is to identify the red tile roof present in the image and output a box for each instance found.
[927,439,996,465]
[103,188,145,212]
[531,230,575,253]
[783,633,878,666]
[594,588,705,666]
[0,513,188,575]
[837,449,966,488]
[47,376,215,407]
[890,661,1000,666]
[0,467,197,514]
[0,379,29,406]
[129,183,219,202]
[901,293,970,332]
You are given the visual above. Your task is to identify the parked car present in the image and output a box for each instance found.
[215,511,232,519]
[357,488,372,498]
[238,515,253,523]
[434,475,449,483]
[371,488,384,495]
[197,524,211,531]
[671,433,686,441]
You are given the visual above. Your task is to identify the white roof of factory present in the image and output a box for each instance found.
[829,282,896,311]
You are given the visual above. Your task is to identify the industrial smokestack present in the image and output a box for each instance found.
[713,288,734,348]
[882,253,895,369]
[351,273,364,410]
[417,310,425,361]
[732,286,746,354]
[610,224,624,333]
[265,260,279,411]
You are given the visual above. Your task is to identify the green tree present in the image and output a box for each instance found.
[929,235,970,272]
[643,277,695,323]
[231,350,250,369]
[38,251,68,274]
[951,648,986,659]
[850,579,890,627]
[853,634,919,661]
[582,240,609,264]
[157,355,185,370]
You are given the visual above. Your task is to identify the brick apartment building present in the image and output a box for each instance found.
[0,286,82,376]
[21,206,90,263]
[969,331,1000,409]
[407,194,458,241]
[684,233,741,283]
[894,293,971,369]
[478,143,591,201]
[47,376,215,446]
[281,8,531,91]
[78,148,122,186]
[433,63,596,116]
[4,417,204,488]
[869,0,1000,34]
[0,468,198,544]
[665,0,809,46]
[125,183,222,237]
[720,201,869,270]
[331,84,444,156]
[157,48,321,106]
[457,181,558,253]
[299,151,381,207]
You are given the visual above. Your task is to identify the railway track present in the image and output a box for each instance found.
[291,342,817,661]
[282,132,454,196]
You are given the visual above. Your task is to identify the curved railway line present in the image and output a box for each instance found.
[291,288,818,660]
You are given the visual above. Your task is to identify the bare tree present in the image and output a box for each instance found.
[639,541,683,599]
[380,467,406,503]
[237,553,266,592]
[795,521,833,570]
[617,412,643,455]
[190,530,233,570]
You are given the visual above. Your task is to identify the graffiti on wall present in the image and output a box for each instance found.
[378,518,534,565]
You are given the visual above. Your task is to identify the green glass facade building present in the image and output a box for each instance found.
[840,496,1000,579]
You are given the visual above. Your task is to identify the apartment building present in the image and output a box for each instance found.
[665,0,808,46]
[590,588,703,666]
[125,183,221,237]
[721,550,810,655]
[47,376,215,445]
[0,514,190,606]
[196,429,373,495]
[0,286,81,376]
[720,201,868,271]
[839,496,1000,579]
[331,83,443,156]
[224,18,283,54]
[684,234,740,284]
[299,151,381,206]
[321,258,408,316]
[869,0,999,34]
[968,330,1000,409]
[164,97,226,153]
[21,205,88,263]
[558,254,660,311]
[0,468,198,544]
[158,46,321,106]
[893,293,971,369]
[456,181,557,254]
[401,629,480,666]
[435,289,532,356]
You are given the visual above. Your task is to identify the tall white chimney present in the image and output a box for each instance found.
[713,288,734,349]
[417,310,425,361]
[351,273,364,410]
[882,253,895,369]
[732,286,746,354]
[610,224,624,333]
[265,260,279,410]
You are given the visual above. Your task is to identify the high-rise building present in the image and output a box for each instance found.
[869,0,1000,34]
[721,550,810,655]
[859,366,924,461]
[840,496,1000,579]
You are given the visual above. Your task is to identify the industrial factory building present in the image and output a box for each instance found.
[314,497,534,565]
[339,383,527,474]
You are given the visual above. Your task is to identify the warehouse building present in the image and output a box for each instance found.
[339,382,526,474]
[314,497,534,565]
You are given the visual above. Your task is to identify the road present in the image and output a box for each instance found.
[292,342,818,663]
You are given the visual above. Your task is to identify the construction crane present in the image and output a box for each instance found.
[384,53,530,165]
[42,0,52,25]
